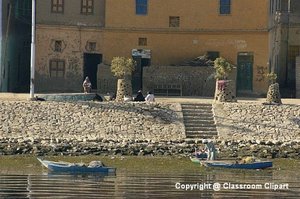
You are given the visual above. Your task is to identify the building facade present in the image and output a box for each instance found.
[104,0,270,96]
[35,0,105,92]
[269,0,300,97]
[0,0,31,92]
[34,0,270,96]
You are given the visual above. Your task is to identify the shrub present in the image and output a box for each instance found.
[214,57,234,80]
[265,72,277,84]
[111,57,136,78]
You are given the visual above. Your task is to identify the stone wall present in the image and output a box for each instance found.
[0,101,185,142]
[213,102,300,142]
[98,65,216,96]
[296,56,300,98]
[143,65,216,96]
[97,64,117,94]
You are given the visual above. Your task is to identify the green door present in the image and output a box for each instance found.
[237,53,253,92]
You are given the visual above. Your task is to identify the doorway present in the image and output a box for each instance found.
[132,56,151,94]
[237,53,253,94]
[83,53,102,90]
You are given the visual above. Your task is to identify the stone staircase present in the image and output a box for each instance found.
[181,103,218,139]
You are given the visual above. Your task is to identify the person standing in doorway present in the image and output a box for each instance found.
[83,76,92,93]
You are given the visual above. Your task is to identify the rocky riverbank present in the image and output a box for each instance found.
[213,102,300,142]
[0,138,299,159]
[0,100,299,159]
[0,101,185,141]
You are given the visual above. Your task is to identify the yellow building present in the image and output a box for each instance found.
[35,0,270,96]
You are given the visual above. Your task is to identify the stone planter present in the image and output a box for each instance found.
[116,78,132,102]
[265,83,282,104]
[214,80,236,102]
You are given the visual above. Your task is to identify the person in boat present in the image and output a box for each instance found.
[195,148,207,159]
[134,90,145,102]
[203,139,217,160]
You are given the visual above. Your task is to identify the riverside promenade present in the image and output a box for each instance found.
[0,93,299,159]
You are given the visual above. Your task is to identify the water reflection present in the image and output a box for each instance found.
[1,168,299,198]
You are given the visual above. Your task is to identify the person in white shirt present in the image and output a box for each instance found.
[145,91,155,102]
[82,76,92,93]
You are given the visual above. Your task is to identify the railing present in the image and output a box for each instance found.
[153,84,182,96]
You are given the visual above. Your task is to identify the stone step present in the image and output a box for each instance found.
[185,127,217,131]
[186,131,217,135]
[182,103,218,139]
[183,119,215,124]
[184,123,216,127]
[182,112,213,117]
[183,116,214,120]
[182,108,212,111]
[186,134,215,139]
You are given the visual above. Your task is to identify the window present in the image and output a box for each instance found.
[51,0,64,13]
[169,16,180,27]
[220,0,231,15]
[87,42,97,51]
[15,0,31,17]
[7,3,11,18]
[81,0,94,15]
[207,52,220,61]
[275,0,281,11]
[136,0,148,15]
[54,40,63,52]
[49,60,65,78]
[138,38,147,46]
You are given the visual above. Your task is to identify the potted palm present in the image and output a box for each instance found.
[213,57,235,102]
[111,57,136,102]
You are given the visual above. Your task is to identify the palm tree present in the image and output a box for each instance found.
[213,57,235,102]
[111,57,136,102]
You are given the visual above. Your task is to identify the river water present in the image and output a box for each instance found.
[0,157,299,198]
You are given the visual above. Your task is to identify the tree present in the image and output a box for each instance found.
[213,57,236,102]
[214,57,234,80]
[111,57,136,102]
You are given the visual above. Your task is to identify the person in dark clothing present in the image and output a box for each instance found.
[134,90,145,102]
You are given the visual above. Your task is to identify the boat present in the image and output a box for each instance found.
[37,158,116,173]
[190,157,272,170]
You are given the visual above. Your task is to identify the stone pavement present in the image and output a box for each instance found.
[0,93,299,158]
[1,92,300,105]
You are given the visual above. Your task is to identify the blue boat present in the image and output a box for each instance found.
[37,158,116,173]
[190,157,272,170]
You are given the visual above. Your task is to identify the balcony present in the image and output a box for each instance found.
[274,11,300,25]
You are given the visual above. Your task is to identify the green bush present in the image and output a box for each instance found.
[265,72,277,84]
[111,57,136,78]
[214,57,234,80]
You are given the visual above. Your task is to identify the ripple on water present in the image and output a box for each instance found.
[0,169,300,199]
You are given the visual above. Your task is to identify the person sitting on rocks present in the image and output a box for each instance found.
[134,90,145,102]
[145,91,155,102]
[83,76,92,94]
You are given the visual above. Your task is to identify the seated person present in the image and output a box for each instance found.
[134,90,145,102]
[145,91,155,102]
